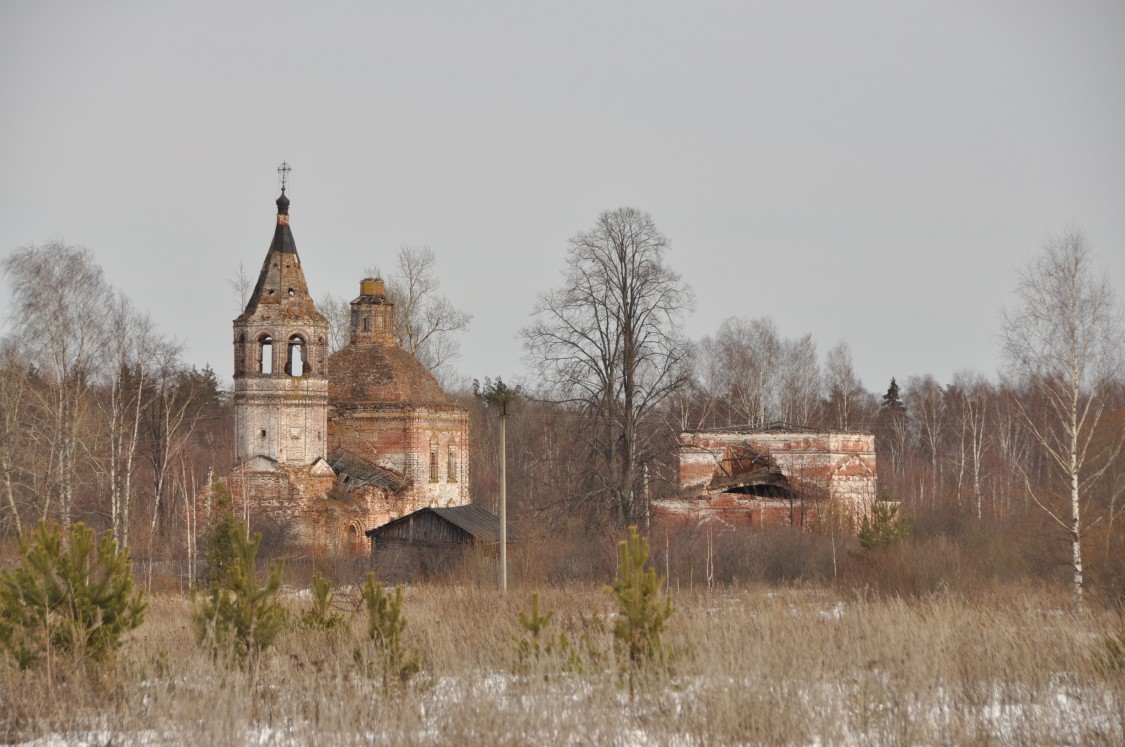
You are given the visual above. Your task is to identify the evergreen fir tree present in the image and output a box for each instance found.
[881,377,905,412]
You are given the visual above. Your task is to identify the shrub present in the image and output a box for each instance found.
[192,524,286,668]
[0,521,145,670]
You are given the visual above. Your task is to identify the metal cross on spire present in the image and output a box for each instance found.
[277,161,291,194]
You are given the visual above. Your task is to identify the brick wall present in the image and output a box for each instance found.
[656,429,877,530]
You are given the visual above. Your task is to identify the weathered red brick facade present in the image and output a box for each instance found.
[654,426,877,530]
[217,193,470,555]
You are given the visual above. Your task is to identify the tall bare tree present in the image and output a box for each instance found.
[710,317,782,426]
[319,247,471,377]
[780,333,821,426]
[145,339,199,539]
[3,242,111,526]
[101,292,157,546]
[1001,228,1123,602]
[0,342,31,535]
[823,340,868,431]
[905,375,946,509]
[367,246,471,382]
[523,207,694,526]
[317,292,351,354]
[948,371,990,518]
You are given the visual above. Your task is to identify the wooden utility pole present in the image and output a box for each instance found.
[499,395,508,594]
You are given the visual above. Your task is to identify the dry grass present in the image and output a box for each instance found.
[1,582,1122,745]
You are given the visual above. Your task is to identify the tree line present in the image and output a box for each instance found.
[0,242,229,558]
[2,219,1122,600]
[470,215,1124,600]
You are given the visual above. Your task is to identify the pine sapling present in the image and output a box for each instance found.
[359,572,422,693]
[0,521,146,672]
[859,490,913,551]
[300,572,346,633]
[512,592,579,676]
[606,525,674,694]
[192,524,287,668]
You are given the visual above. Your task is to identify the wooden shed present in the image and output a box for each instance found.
[364,504,516,581]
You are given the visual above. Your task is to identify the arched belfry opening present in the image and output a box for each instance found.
[260,335,274,374]
[287,334,307,376]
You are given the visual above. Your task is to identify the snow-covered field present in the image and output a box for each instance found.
[5,586,1123,746]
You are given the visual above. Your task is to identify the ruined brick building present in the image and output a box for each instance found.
[221,189,470,553]
[654,424,877,530]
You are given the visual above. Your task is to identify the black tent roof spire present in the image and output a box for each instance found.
[268,161,297,253]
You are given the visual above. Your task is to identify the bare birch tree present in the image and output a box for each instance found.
[824,340,868,431]
[317,292,351,354]
[780,333,821,426]
[101,292,157,546]
[713,317,782,426]
[523,208,694,526]
[906,375,946,509]
[0,342,31,535]
[3,242,111,526]
[949,371,990,518]
[1001,228,1124,602]
[145,339,199,539]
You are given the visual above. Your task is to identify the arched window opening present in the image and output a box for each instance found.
[347,522,362,551]
[429,437,440,482]
[287,334,306,376]
[260,336,273,374]
[363,313,371,332]
[447,444,458,483]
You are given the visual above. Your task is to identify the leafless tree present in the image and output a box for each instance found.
[101,291,157,546]
[0,341,31,535]
[317,292,351,354]
[779,333,821,426]
[2,242,111,526]
[366,246,471,382]
[522,207,694,525]
[145,338,199,539]
[948,371,990,518]
[710,317,782,426]
[228,261,252,314]
[823,340,867,431]
[905,375,946,509]
[1001,228,1124,602]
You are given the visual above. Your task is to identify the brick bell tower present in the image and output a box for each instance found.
[232,164,329,466]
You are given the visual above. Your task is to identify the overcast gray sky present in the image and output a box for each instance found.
[2,1,1123,394]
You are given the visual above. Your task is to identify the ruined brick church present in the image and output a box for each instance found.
[221,187,470,553]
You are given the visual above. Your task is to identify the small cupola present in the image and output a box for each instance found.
[349,278,395,345]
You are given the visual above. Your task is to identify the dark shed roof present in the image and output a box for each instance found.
[365,504,516,543]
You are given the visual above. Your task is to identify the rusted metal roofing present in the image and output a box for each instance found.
[329,450,408,493]
[684,421,828,435]
[365,504,516,543]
